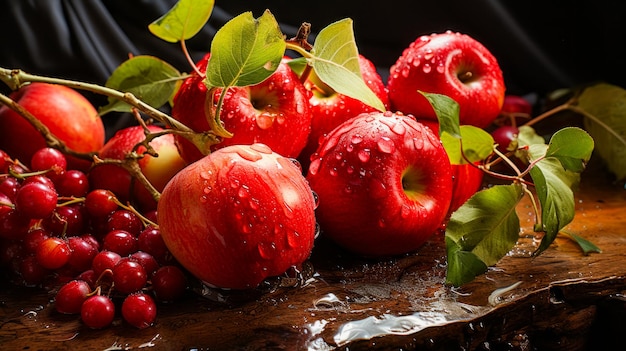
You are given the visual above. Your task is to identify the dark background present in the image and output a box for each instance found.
[1,0,624,105]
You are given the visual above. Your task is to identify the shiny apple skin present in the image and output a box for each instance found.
[0,82,105,170]
[157,143,317,290]
[307,111,453,257]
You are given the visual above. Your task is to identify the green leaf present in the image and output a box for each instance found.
[545,127,594,172]
[528,144,580,254]
[421,92,461,138]
[205,10,286,88]
[99,55,182,115]
[560,230,602,255]
[441,125,494,164]
[578,83,626,180]
[310,19,385,112]
[514,125,546,163]
[148,0,214,43]
[445,184,524,286]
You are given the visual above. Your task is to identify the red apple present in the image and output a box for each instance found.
[88,125,187,211]
[0,82,105,170]
[298,54,390,170]
[419,120,484,213]
[306,111,453,257]
[171,54,312,163]
[387,31,506,128]
[157,143,317,289]
[495,94,533,126]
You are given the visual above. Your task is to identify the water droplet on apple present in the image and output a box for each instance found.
[412,58,421,67]
[256,113,274,130]
[376,137,395,154]
[289,158,302,172]
[436,63,445,74]
[424,50,434,61]
[335,152,343,160]
[237,185,250,199]
[312,191,319,209]
[346,143,354,152]
[378,218,386,228]
[343,185,353,194]
[234,145,263,161]
[308,158,321,176]
[329,168,338,177]
[401,67,410,78]
[370,178,387,199]
[242,222,253,234]
[351,135,363,144]
[276,113,286,125]
[250,143,272,154]
[286,230,300,248]
[391,122,406,136]
[358,149,370,163]
[413,136,424,150]
[400,204,412,219]
[422,64,432,74]
[257,242,275,260]
[249,198,260,210]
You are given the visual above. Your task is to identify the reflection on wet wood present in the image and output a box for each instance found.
[1,163,625,350]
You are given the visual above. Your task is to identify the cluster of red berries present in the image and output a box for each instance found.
[0,147,188,329]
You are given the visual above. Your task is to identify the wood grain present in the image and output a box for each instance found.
[1,161,625,351]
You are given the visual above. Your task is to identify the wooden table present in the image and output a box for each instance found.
[1,160,625,351]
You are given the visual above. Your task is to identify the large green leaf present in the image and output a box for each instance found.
[578,83,626,179]
[100,55,181,115]
[528,144,580,254]
[545,127,594,173]
[205,10,285,88]
[441,125,494,164]
[148,0,214,43]
[446,184,524,286]
[421,92,461,138]
[310,19,385,112]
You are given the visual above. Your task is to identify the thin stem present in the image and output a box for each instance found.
[0,67,194,133]
[181,40,204,77]
[523,186,542,230]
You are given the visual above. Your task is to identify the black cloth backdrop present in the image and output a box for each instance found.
[1,0,625,131]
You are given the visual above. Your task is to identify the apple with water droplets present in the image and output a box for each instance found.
[157,143,317,289]
[298,54,390,171]
[171,54,312,163]
[306,111,453,257]
[387,31,506,128]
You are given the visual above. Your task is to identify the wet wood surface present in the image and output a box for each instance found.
[1,161,625,351]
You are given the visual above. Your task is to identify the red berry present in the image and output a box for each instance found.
[112,258,147,294]
[121,292,157,329]
[35,237,71,270]
[84,189,119,218]
[55,279,91,314]
[81,295,115,329]
[30,147,67,176]
[54,170,89,197]
[14,181,58,219]
[152,265,187,302]
[102,229,138,257]
[492,125,520,153]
